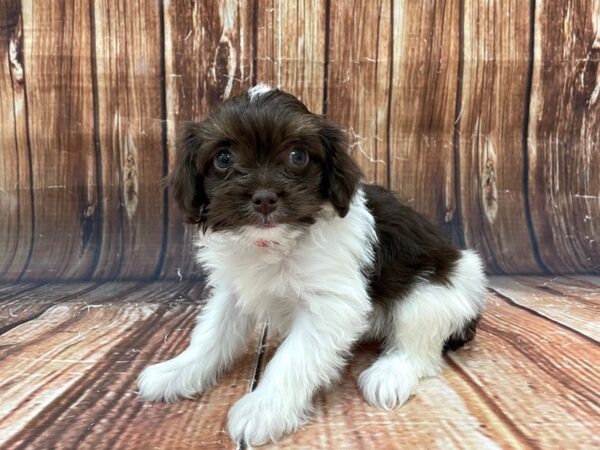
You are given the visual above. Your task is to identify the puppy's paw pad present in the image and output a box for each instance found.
[228,391,303,446]
[358,359,418,410]
[137,359,204,402]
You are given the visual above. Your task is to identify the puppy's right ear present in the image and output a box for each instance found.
[168,122,206,224]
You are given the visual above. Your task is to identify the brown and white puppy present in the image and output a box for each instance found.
[138,85,487,446]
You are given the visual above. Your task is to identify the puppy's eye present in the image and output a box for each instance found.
[288,149,308,167]
[214,149,236,171]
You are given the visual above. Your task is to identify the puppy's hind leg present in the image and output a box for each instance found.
[359,250,486,409]
[138,289,254,402]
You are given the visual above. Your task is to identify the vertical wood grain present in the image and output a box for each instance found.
[1,1,599,278]
[527,0,600,272]
[160,0,254,279]
[0,1,33,280]
[458,0,542,273]
[91,0,165,279]
[256,0,326,113]
[388,0,461,241]
[327,0,391,186]
[20,0,99,279]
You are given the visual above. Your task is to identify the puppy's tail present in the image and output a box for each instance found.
[442,315,480,352]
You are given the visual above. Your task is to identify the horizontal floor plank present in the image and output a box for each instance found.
[449,293,599,448]
[0,302,161,446]
[0,281,208,330]
[0,277,598,448]
[0,281,251,450]
[489,275,600,340]
[0,283,45,302]
[0,283,112,330]
[569,275,600,288]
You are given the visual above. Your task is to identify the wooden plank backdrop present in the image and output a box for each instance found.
[1,0,599,280]
[18,0,99,280]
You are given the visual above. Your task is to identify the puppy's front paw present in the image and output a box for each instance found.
[358,356,418,410]
[227,390,305,446]
[137,357,210,402]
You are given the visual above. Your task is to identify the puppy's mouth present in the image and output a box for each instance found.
[255,213,279,228]
[252,212,316,229]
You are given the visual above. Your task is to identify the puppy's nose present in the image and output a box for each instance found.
[252,189,278,215]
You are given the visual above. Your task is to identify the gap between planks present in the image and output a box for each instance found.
[238,322,269,450]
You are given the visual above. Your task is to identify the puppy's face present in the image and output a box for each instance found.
[170,87,362,232]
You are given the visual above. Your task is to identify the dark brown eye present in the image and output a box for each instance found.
[214,149,235,170]
[288,148,308,167]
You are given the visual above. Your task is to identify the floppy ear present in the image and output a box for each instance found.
[167,122,207,224]
[320,119,362,217]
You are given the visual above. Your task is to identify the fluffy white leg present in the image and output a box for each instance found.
[227,296,370,446]
[360,250,486,409]
[138,289,254,402]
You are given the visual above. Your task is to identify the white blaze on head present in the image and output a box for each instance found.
[248,83,273,101]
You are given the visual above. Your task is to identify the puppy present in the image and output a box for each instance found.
[138,85,487,446]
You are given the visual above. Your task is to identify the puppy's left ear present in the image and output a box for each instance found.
[320,119,362,217]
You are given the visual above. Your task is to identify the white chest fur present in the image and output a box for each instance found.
[194,189,377,323]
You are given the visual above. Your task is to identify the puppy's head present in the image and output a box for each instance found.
[169,85,362,232]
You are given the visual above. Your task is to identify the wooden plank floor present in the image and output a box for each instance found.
[0,277,598,449]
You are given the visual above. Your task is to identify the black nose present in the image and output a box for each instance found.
[252,189,278,215]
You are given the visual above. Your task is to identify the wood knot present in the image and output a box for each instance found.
[482,156,498,223]
[8,20,24,84]
[113,112,139,220]
[80,204,96,250]
[123,138,139,220]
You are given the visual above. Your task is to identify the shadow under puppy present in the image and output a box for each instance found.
[138,85,487,446]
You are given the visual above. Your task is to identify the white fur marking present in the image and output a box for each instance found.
[248,83,273,101]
